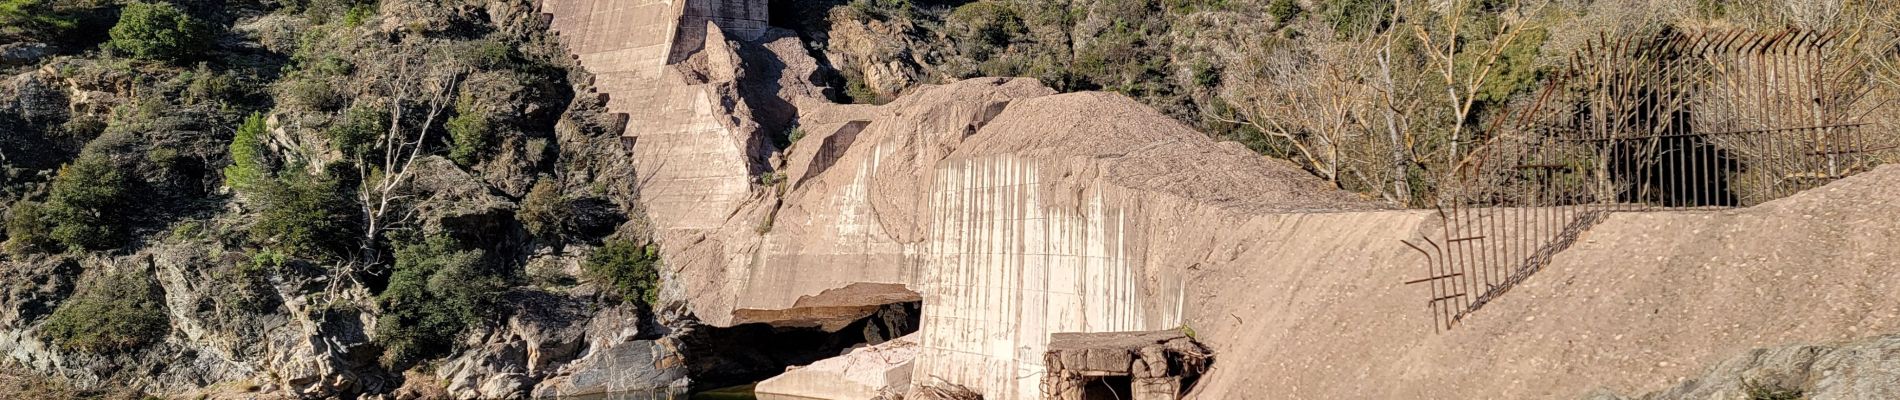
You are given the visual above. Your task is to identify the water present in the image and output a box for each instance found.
[559,384,757,400]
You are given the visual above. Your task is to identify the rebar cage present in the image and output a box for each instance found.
[1405,27,1899,331]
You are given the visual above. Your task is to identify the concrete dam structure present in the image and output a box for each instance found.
[538,1,1900,398]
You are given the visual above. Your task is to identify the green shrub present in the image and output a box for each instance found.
[1267,0,1302,25]
[374,236,505,367]
[327,106,385,158]
[106,1,212,62]
[446,102,493,166]
[848,0,912,19]
[341,3,376,28]
[456,38,515,70]
[4,201,57,255]
[284,78,343,111]
[947,2,1025,60]
[1742,379,1803,400]
[0,0,78,39]
[303,0,374,25]
[584,240,659,306]
[787,127,805,144]
[224,112,270,192]
[41,270,169,353]
[842,70,881,105]
[517,180,569,239]
[307,56,355,77]
[182,63,240,106]
[250,172,355,260]
[46,153,130,251]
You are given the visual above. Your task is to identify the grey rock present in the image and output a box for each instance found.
[0,43,51,66]
[1608,334,1900,400]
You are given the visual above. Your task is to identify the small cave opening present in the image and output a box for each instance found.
[675,301,921,391]
[1081,376,1134,400]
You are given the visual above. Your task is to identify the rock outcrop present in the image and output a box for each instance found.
[1592,333,1900,400]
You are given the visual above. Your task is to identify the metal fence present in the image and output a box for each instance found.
[1404,27,1897,331]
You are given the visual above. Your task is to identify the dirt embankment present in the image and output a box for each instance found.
[1184,165,1900,399]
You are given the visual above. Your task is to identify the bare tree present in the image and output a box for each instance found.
[1409,0,1543,181]
[1215,39,1372,187]
[308,44,468,299]
[1212,3,1424,205]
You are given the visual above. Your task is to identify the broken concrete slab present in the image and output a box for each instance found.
[756,334,920,400]
[1043,330,1209,400]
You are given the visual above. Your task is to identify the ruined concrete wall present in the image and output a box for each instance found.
[749,84,1371,399]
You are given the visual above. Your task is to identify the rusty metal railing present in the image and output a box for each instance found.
[1404,27,1897,331]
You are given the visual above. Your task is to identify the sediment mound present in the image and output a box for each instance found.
[1183,165,1900,399]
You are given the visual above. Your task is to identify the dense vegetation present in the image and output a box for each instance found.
[40,270,168,354]
[584,239,661,306]
[374,235,506,367]
[0,0,650,387]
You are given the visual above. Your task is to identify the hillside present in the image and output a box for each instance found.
[0,1,1897,400]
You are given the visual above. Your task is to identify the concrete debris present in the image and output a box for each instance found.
[1043,330,1209,400]
[755,334,921,400]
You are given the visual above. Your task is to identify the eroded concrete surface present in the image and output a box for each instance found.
[538,1,1900,399]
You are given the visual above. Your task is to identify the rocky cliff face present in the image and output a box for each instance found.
[0,1,888,398]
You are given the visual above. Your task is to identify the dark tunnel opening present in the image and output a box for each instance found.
[674,301,921,391]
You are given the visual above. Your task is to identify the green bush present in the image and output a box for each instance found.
[284,78,343,111]
[847,0,912,19]
[250,172,355,260]
[517,180,569,239]
[224,112,270,192]
[374,236,505,367]
[327,106,385,158]
[456,38,516,70]
[446,102,493,166]
[41,270,169,353]
[303,0,374,25]
[46,153,130,251]
[182,64,241,106]
[842,69,881,105]
[1267,0,1302,25]
[106,1,212,62]
[341,3,376,28]
[947,2,1025,60]
[584,240,659,306]
[1742,380,1802,400]
[0,0,78,39]
[4,201,57,255]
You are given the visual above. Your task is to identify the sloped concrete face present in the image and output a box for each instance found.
[541,0,773,237]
